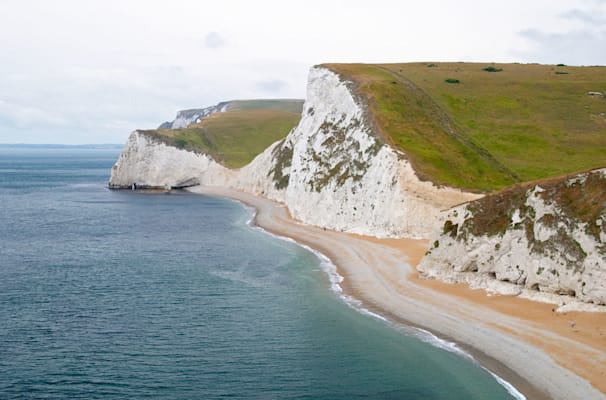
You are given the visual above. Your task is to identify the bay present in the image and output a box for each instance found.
[0,147,515,399]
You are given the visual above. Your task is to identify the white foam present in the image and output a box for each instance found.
[489,371,527,400]
[399,327,526,399]
[404,326,476,361]
[236,200,526,400]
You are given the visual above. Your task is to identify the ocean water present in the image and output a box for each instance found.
[0,148,518,399]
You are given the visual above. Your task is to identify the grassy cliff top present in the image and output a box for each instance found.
[226,99,304,114]
[141,108,301,168]
[324,62,606,191]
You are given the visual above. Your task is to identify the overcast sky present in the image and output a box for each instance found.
[1,0,605,144]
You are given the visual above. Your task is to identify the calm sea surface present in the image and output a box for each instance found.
[0,148,516,399]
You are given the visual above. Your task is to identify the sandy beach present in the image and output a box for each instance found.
[189,186,606,400]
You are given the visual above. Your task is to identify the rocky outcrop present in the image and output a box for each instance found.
[587,91,605,98]
[108,130,283,197]
[108,131,235,189]
[419,169,606,306]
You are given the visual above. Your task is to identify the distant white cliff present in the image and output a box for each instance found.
[158,102,230,130]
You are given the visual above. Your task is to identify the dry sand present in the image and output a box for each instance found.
[189,186,606,400]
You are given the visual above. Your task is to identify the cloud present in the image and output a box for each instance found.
[1,0,604,144]
[204,31,225,49]
[254,79,288,94]
[515,2,606,65]
[517,29,606,65]
[561,9,606,25]
[0,99,69,128]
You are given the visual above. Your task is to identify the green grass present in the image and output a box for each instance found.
[228,99,304,114]
[324,62,606,191]
[142,109,301,168]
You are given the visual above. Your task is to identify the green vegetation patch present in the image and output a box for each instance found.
[228,99,304,114]
[324,62,606,191]
[268,139,294,190]
[142,109,301,168]
[539,170,606,242]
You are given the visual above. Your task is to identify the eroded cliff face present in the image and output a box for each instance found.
[110,66,478,238]
[108,131,235,189]
[278,67,479,237]
[419,169,606,306]
[108,130,283,197]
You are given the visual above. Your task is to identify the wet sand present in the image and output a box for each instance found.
[189,186,606,400]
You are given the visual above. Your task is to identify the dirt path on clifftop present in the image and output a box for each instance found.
[189,186,606,400]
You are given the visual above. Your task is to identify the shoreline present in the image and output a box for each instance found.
[188,185,606,400]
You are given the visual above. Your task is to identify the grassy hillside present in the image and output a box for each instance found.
[228,99,304,114]
[142,109,301,168]
[325,62,606,191]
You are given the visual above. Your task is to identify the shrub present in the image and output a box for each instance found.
[483,66,503,72]
[445,78,460,84]
[557,63,566,66]
[555,71,569,75]
[174,138,188,148]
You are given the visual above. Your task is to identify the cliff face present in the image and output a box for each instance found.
[109,66,478,238]
[418,169,606,306]
[278,67,478,237]
[108,131,235,189]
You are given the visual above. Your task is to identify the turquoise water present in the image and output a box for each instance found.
[0,148,517,399]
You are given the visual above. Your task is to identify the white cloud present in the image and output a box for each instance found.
[561,8,606,25]
[0,0,604,144]
[204,31,226,49]
[254,79,288,94]
[516,29,606,65]
[0,99,69,128]
[515,2,606,65]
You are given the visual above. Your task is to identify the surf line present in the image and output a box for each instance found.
[225,198,527,400]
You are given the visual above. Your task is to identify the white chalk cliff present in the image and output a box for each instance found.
[109,66,478,238]
[418,169,606,307]
[109,66,605,306]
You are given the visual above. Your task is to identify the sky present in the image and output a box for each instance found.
[0,0,605,144]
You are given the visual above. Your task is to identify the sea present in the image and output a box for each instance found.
[0,147,520,399]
